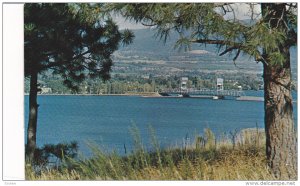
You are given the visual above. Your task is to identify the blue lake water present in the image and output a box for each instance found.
[24,91,297,156]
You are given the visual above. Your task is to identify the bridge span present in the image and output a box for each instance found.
[160,77,245,99]
[160,88,245,98]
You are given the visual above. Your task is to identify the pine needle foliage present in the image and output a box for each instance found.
[25,3,134,90]
[108,3,297,66]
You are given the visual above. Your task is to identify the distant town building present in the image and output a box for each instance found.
[141,75,150,79]
[41,87,52,94]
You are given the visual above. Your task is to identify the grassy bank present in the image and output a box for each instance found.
[26,127,284,180]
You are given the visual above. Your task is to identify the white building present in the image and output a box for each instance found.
[41,87,52,94]
[216,78,224,91]
[180,77,188,91]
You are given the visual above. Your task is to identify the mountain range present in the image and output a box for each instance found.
[113,28,297,81]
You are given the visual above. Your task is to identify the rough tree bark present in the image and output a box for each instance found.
[26,71,39,162]
[263,51,297,179]
[262,3,297,179]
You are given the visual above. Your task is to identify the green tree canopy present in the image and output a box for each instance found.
[25,3,134,90]
[24,3,134,161]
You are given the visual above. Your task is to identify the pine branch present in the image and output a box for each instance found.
[191,38,268,66]
[44,50,91,69]
[287,29,297,47]
[191,39,242,54]
[190,39,243,47]
[233,49,241,61]
[219,46,239,56]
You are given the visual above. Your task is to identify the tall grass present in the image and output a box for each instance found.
[26,126,282,180]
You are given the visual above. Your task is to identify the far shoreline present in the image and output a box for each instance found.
[24,92,162,97]
[23,92,296,102]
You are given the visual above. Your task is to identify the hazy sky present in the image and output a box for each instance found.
[114,3,261,30]
[221,3,261,20]
[114,15,147,30]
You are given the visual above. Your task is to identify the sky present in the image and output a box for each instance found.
[114,15,147,30]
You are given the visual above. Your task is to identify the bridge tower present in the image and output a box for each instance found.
[216,78,224,91]
[180,77,188,92]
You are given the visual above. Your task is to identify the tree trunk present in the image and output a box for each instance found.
[26,71,39,162]
[261,3,297,179]
[263,51,297,179]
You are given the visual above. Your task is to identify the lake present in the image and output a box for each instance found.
[24,91,297,156]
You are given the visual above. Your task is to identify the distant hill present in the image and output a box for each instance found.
[118,28,236,58]
[114,28,297,80]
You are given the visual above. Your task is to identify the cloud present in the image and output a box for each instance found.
[113,14,146,30]
[221,3,261,20]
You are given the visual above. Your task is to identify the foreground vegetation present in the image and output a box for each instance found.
[26,127,293,180]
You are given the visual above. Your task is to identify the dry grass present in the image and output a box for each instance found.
[26,127,280,180]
